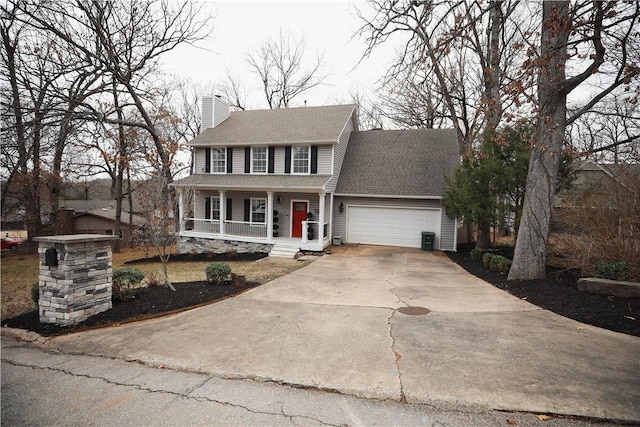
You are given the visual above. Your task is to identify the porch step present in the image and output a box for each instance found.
[269,242,301,259]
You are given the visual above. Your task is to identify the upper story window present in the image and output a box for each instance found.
[252,146,267,173]
[292,146,310,174]
[211,148,226,173]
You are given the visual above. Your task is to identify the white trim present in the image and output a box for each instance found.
[250,197,267,224]
[291,144,311,175]
[189,139,337,148]
[250,146,268,174]
[210,196,221,221]
[210,147,227,174]
[453,217,458,252]
[290,199,309,238]
[336,106,358,140]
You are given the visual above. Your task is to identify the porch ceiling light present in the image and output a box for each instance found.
[339,202,344,213]
[276,195,281,204]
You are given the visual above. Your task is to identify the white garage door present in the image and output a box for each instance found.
[346,206,441,248]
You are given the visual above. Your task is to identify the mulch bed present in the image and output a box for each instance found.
[446,246,640,337]
[2,280,260,337]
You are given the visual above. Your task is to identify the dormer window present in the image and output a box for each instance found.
[292,146,310,174]
[211,148,226,173]
[251,146,267,173]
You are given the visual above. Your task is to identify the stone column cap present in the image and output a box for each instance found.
[33,234,119,244]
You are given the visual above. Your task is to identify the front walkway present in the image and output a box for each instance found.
[44,246,640,422]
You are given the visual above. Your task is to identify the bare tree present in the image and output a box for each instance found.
[509,1,640,280]
[247,29,327,109]
[569,97,640,163]
[358,0,532,249]
[376,54,449,129]
[138,174,177,290]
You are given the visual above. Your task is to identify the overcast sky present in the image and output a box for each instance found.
[162,0,397,109]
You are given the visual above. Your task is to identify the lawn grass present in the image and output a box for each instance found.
[1,248,309,320]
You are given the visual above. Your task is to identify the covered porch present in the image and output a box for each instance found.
[176,188,333,252]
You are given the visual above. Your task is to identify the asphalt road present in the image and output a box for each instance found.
[2,335,610,427]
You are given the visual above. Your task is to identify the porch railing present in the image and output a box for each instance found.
[183,218,267,239]
[306,221,329,240]
[184,218,220,234]
[225,220,267,239]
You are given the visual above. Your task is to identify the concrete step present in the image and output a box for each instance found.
[269,243,301,259]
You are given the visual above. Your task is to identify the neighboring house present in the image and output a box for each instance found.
[74,208,147,244]
[555,159,640,208]
[171,96,460,257]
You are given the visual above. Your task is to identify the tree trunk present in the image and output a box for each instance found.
[475,221,492,251]
[508,2,571,280]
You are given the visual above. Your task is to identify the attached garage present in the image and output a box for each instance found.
[345,205,441,249]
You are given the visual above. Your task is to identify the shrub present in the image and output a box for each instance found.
[471,248,484,261]
[490,255,512,274]
[593,261,632,281]
[205,262,232,285]
[112,267,145,301]
[482,252,495,267]
[31,282,39,304]
[145,270,165,287]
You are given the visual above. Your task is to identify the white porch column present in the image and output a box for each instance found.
[329,193,334,240]
[267,191,274,243]
[318,192,326,242]
[219,190,226,237]
[301,221,308,244]
[178,189,184,232]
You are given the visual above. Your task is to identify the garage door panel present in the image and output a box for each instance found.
[346,206,440,248]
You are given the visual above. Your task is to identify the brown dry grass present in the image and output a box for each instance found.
[1,248,309,321]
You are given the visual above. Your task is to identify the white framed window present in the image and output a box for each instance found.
[210,197,220,220]
[292,145,310,174]
[252,146,267,173]
[251,198,266,223]
[211,148,226,173]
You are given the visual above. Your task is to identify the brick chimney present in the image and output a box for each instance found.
[202,95,230,129]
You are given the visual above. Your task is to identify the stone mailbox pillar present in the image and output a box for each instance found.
[34,234,118,326]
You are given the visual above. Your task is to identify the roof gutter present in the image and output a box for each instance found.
[333,193,442,200]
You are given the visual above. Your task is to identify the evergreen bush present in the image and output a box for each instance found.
[205,262,232,285]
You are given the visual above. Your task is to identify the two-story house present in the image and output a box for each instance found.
[171,96,459,257]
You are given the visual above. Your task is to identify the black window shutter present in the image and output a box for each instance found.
[284,146,292,173]
[205,197,211,219]
[244,199,250,222]
[268,146,275,173]
[244,147,251,173]
[311,146,318,174]
[226,198,232,220]
[205,148,211,173]
[226,147,233,173]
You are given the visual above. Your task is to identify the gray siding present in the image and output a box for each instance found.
[317,145,332,175]
[194,147,206,173]
[332,196,457,251]
[232,147,244,174]
[326,115,355,192]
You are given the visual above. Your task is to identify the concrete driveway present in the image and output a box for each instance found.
[48,245,640,422]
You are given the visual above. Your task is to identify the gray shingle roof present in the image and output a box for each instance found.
[76,209,147,227]
[189,104,356,146]
[335,129,459,197]
[171,174,332,191]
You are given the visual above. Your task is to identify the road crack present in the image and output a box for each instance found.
[2,357,341,426]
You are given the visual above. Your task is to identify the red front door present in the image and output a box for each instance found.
[292,201,308,238]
